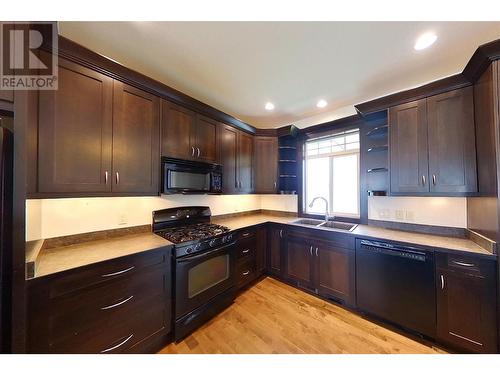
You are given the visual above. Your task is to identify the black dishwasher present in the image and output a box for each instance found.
[356,239,436,338]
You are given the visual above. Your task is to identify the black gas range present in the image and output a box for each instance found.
[152,206,237,341]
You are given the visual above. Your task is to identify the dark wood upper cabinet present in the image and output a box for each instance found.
[238,131,254,193]
[0,89,13,103]
[316,242,355,306]
[218,123,254,194]
[195,115,218,163]
[389,99,429,194]
[38,56,113,193]
[436,254,497,353]
[218,124,238,194]
[112,81,160,194]
[161,100,195,160]
[161,100,217,163]
[427,87,477,193]
[285,234,314,287]
[390,87,477,195]
[254,136,278,193]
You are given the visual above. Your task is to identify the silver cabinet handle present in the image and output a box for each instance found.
[432,174,437,185]
[274,181,277,189]
[105,171,109,185]
[197,147,200,157]
[452,260,476,267]
[191,146,195,157]
[309,245,313,255]
[242,270,250,276]
[101,295,134,310]
[315,247,318,257]
[115,172,120,185]
[101,266,135,278]
[242,249,250,254]
[440,274,445,290]
[242,232,251,237]
[100,334,134,353]
[422,175,426,186]
[279,229,283,238]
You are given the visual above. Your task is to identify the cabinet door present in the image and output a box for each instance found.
[315,243,355,306]
[285,234,314,287]
[436,265,497,353]
[112,81,160,194]
[219,124,238,193]
[389,99,429,193]
[255,226,267,274]
[267,226,283,277]
[0,89,13,102]
[195,115,217,163]
[161,100,195,160]
[237,131,254,193]
[254,136,278,193]
[38,56,113,193]
[427,87,477,193]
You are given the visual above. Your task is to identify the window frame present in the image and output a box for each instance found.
[298,126,362,224]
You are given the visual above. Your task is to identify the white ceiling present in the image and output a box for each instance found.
[58,22,500,129]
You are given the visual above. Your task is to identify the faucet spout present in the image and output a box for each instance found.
[309,196,329,222]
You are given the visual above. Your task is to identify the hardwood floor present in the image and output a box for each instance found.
[160,277,446,354]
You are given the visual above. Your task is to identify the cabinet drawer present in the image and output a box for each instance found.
[236,257,256,287]
[235,237,256,260]
[50,265,167,341]
[50,296,168,353]
[237,227,256,240]
[436,253,495,277]
[49,248,169,298]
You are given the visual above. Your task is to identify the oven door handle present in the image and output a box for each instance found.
[177,241,237,263]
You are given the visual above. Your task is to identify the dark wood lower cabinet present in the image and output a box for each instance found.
[27,247,172,353]
[436,254,497,353]
[285,234,315,288]
[266,225,285,277]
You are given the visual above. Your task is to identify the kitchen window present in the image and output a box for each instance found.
[304,129,360,218]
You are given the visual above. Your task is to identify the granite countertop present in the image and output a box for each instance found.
[30,232,173,279]
[213,214,496,258]
[28,213,495,280]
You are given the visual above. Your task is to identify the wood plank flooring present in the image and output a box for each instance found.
[160,277,446,354]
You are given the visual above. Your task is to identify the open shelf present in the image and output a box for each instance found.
[279,174,297,178]
[367,145,388,153]
[279,159,297,162]
[278,146,296,150]
[367,190,387,196]
[366,125,388,139]
[367,167,388,173]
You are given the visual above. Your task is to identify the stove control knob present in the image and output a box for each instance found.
[209,239,217,247]
[186,247,193,254]
[194,243,202,251]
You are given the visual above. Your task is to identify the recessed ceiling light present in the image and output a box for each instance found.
[414,32,437,51]
[316,99,328,108]
[265,102,275,111]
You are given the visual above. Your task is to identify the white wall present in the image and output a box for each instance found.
[368,196,467,228]
[26,194,298,241]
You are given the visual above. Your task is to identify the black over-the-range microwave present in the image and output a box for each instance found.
[161,157,223,194]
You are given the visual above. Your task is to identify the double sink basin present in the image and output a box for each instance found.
[291,218,358,232]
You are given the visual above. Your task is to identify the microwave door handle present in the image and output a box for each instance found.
[177,241,236,263]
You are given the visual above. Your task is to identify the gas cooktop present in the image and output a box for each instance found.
[157,222,230,244]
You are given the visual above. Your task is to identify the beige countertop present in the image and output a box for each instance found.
[31,232,172,279]
[29,213,495,279]
[213,214,496,258]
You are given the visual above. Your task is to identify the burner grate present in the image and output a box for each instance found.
[158,223,230,244]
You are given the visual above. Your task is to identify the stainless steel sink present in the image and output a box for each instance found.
[318,221,358,232]
[291,218,358,232]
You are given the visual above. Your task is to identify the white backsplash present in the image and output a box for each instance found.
[368,196,467,228]
[26,194,298,241]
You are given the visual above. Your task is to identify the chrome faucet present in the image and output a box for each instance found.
[309,196,330,222]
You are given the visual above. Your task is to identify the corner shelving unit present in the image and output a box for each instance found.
[363,114,389,197]
[278,126,298,194]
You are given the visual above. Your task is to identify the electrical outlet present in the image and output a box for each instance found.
[395,210,405,220]
[378,209,390,219]
[405,210,415,222]
[118,214,128,225]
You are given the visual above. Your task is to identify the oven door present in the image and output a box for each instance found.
[175,241,236,319]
